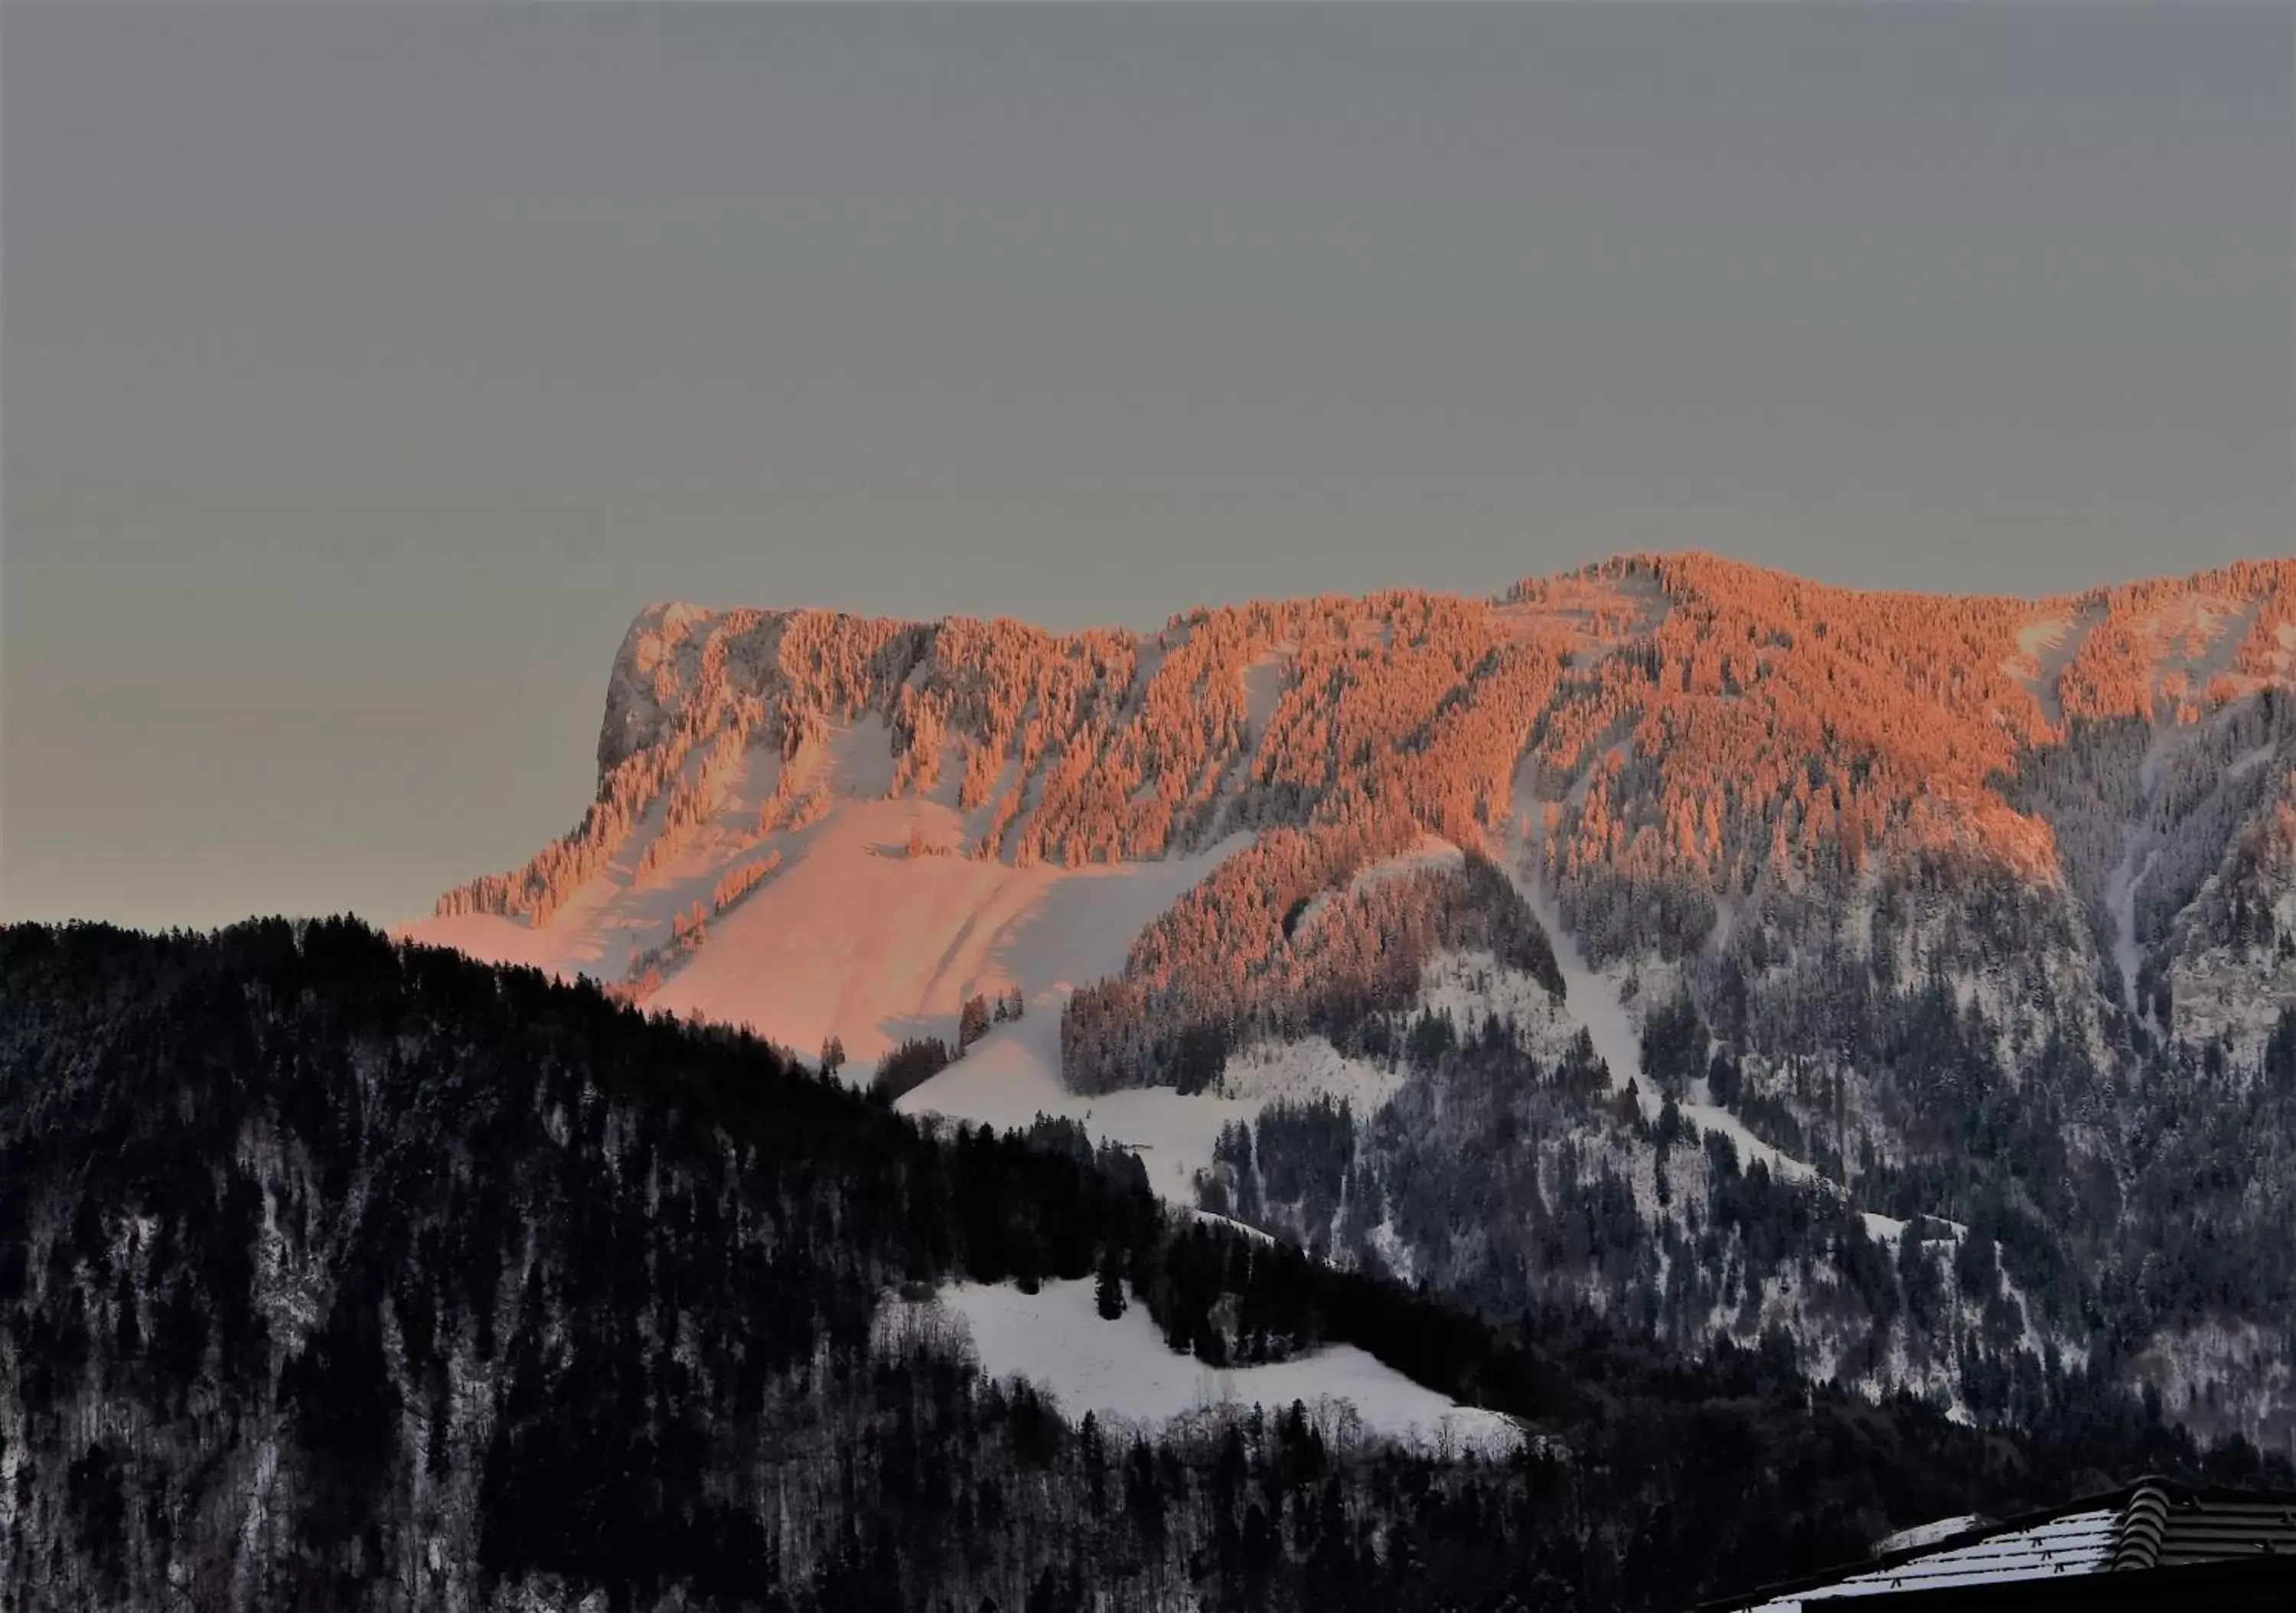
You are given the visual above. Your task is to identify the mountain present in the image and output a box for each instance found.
[0,919,2281,1611]
[410,553,2296,1449]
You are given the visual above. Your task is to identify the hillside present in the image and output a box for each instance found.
[1,919,2284,1611]
[410,554,2296,1446]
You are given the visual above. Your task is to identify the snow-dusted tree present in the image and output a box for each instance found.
[958,993,992,1051]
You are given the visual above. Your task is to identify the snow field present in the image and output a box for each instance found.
[887,1279,1518,1456]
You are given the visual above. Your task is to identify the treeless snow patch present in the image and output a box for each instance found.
[2151,595,2256,686]
[920,1279,1519,1454]
[902,1024,1403,1207]
[898,1016,1265,1204]
[1240,647,1293,740]
[2003,606,2099,727]
[416,769,1247,1080]
[656,812,1247,1073]
[1861,1213,1908,1245]
[1490,566,1671,660]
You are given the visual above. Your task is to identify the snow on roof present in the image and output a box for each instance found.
[1739,1510,2118,1609]
[1720,1480,2296,1611]
[1870,1515,1988,1556]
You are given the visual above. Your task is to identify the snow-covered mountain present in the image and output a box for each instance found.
[411,553,2296,1447]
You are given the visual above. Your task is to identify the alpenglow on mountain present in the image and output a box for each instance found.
[416,552,2296,1448]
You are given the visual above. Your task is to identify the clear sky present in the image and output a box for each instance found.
[5,2,2291,931]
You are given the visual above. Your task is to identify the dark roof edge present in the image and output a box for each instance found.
[1691,1475,2296,1613]
[1810,1552,2296,1611]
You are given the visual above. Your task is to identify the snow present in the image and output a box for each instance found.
[2099,724,2173,1020]
[1740,1508,2117,1608]
[412,733,797,982]
[413,761,1244,1076]
[1240,647,1293,740]
[2002,604,2101,727]
[2226,739,2279,780]
[2105,836,2161,1020]
[419,708,1518,1445]
[1522,881,1637,1094]
[823,712,897,801]
[897,1023,1397,1206]
[409,704,1413,1216]
[2165,596,2258,686]
[1861,1213,1908,1245]
[912,1279,1519,1455]
[2127,1316,2296,1445]
[656,804,1239,1072]
[1190,1208,1277,1245]
[895,1017,1265,1204]
[1291,836,1466,935]
[408,724,1290,1205]
[1208,1037,1407,1115]
[1490,567,1672,660]
[1505,752,1816,1185]
[1871,1515,1987,1556]
[1674,1095,1815,1187]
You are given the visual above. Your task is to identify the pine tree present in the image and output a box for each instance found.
[959,993,992,1051]
[1095,1245,1127,1320]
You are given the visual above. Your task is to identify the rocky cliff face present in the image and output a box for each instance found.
[418,554,2296,1448]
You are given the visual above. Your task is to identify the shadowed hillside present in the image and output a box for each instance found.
[2,918,2286,1611]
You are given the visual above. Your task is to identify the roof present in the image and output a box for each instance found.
[1705,1478,2296,1611]
[1828,1556,2296,1611]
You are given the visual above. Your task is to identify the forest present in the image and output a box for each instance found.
[1214,989,2296,1439]
[2,919,2286,1612]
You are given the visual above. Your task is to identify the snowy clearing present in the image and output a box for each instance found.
[908,1279,1519,1455]
[1861,1213,1908,1245]
[895,1016,1269,1204]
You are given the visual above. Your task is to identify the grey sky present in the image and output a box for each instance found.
[5,2,2291,930]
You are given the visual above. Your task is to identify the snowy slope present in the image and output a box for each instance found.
[646,804,1240,1072]
[412,794,1269,1199]
[892,1012,1270,1204]
[409,713,1228,1061]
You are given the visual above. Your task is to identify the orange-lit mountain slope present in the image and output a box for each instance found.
[409,554,2296,1444]
[418,552,2295,1077]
